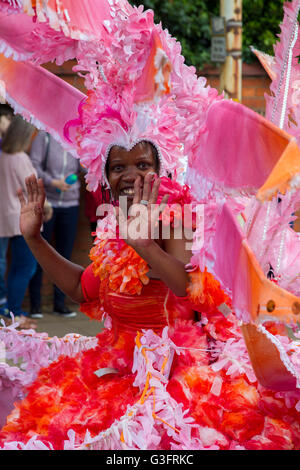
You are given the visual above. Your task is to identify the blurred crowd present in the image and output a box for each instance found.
[0,104,105,326]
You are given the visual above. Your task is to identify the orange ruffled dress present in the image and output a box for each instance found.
[1,179,300,451]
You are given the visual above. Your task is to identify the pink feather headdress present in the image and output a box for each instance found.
[59,3,221,190]
[0,0,221,190]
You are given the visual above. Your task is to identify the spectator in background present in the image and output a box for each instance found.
[0,105,13,141]
[0,104,13,308]
[28,131,81,319]
[0,115,51,326]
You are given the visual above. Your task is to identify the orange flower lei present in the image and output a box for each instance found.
[89,238,150,295]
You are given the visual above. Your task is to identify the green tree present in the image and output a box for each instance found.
[243,0,285,63]
[130,0,286,68]
[130,0,219,67]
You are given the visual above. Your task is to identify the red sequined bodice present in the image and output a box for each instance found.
[80,265,194,333]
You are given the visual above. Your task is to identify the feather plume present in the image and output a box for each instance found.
[265,0,300,132]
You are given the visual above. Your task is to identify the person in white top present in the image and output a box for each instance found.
[0,115,51,325]
[0,104,13,307]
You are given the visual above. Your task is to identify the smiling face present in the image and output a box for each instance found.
[107,141,159,204]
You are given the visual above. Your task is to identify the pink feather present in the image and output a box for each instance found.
[265,0,300,130]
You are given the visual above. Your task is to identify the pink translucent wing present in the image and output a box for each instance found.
[186,100,293,200]
[212,201,255,323]
[212,201,244,303]
[0,53,85,150]
[213,202,300,324]
[212,203,300,391]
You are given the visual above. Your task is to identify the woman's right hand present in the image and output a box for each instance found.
[17,174,46,241]
[51,178,70,192]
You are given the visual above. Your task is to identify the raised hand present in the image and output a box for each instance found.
[117,173,169,249]
[17,174,46,241]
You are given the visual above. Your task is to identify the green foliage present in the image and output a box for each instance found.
[130,0,219,68]
[130,0,286,68]
[243,0,285,63]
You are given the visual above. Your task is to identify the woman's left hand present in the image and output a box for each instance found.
[116,173,169,249]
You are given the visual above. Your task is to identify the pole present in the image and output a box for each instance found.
[220,0,242,101]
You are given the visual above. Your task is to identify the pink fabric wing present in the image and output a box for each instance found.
[212,201,248,318]
[39,0,113,40]
[0,9,76,65]
[0,53,86,151]
[0,10,40,59]
[0,0,120,41]
[186,100,293,201]
[212,202,300,324]
[212,202,300,391]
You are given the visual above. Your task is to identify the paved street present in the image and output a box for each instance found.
[31,303,103,338]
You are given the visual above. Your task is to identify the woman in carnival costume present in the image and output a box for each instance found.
[0,0,300,450]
